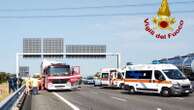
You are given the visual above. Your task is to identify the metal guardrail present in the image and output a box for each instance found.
[0,85,25,110]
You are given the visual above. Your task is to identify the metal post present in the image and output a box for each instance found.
[116,53,121,68]
[41,38,44,61]
[16,53,19,78]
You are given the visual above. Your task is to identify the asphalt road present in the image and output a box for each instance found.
[31,90,72,110]
[30,84,194,110]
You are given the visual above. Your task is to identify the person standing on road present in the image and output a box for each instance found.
[32,77,39,95]
[13,76,17,91]
[8,77,13,94]
[25,77,32,95]
[40,76,44,90]
[17,78,23,88]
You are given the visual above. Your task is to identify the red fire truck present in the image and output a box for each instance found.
[41,60,81,90]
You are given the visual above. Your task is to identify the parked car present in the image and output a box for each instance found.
[94,77,101,86]
[83,76,94,85]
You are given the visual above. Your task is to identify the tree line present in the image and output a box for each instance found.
[0,72,11,84]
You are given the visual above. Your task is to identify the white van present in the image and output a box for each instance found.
[100,68,124,88]
[123,64,193,96]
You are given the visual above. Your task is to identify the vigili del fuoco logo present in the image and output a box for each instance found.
[144,0,184,39]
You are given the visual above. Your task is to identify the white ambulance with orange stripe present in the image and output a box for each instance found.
[100,68,124,88]
[123,64,193,96]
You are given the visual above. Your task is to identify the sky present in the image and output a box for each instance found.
[0,0,193,76]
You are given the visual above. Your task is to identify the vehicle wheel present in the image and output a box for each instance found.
[47,90,52,92]
[119,84,125,89]
[128,86,135,94]
[161,88,171,97]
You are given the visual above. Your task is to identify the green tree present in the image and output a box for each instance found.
[0,72,10,83]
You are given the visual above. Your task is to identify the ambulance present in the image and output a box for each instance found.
[100,68,124,88]
[123,64,193,96]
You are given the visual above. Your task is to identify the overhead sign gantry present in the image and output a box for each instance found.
[16,38,121,78]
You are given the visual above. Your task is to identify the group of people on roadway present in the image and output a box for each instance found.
[25,76,41,95]
[8,76,23,94]
[8,74,42,95]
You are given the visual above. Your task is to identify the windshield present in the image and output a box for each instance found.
[162,69,186,80]
[101,73,109,78]
[48,66,70,76]
[87,77,94,80]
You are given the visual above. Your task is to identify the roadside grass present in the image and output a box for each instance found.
[0,82,9,102]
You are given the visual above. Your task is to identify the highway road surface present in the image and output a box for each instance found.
[29,85,194,110]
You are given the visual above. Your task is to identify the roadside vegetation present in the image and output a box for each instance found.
[0,72,11,102]
[0,72,10,83]
[0,83,9,102]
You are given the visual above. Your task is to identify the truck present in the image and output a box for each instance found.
[41,60,81,90]
[191,60,194,74]
[99,68,124,88]
[123,64,193,96]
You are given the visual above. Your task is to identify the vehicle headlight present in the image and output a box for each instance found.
[173,83,181,88]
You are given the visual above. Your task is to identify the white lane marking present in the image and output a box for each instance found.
[53,92,80,110]
[174,97,184,100]
[111,96,127,102]
[157,108,162,110]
